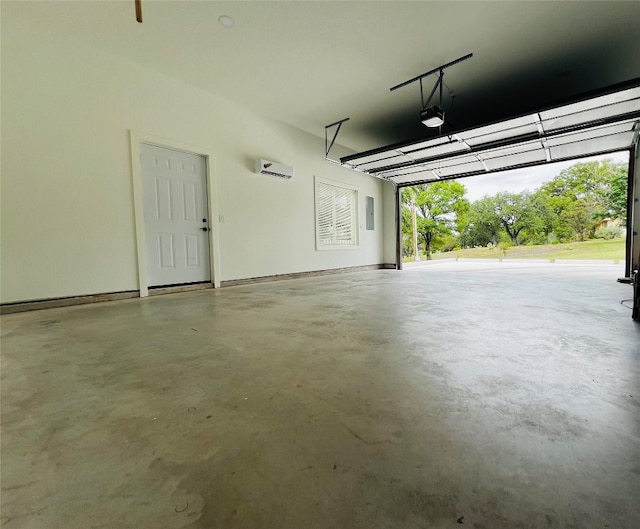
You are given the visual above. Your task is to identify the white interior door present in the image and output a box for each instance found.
[140,143,211,287]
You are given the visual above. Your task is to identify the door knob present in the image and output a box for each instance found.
[201,227,208,232]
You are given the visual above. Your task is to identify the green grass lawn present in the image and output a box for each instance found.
[404,238,626,262]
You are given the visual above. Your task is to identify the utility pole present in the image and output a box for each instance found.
[411,196,419,261]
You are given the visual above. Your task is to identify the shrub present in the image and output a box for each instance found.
[439,235,459,252]
[594,226,622,240]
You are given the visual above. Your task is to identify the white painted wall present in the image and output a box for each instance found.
[0,14,386,303]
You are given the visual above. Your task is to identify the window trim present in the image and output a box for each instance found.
[314,176,360,251]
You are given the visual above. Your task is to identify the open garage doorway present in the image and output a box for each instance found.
[340,83,639,289]
[342,83,639,318]
[399,151,631,269]
[341,82,640,281]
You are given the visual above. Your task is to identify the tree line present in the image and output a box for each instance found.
[402,160,628,259]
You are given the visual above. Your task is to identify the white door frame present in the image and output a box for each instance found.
[129,130,221,297]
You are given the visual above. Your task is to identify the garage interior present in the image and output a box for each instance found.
[1,2,639,528]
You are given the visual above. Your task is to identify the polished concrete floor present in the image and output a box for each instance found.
[1,262,639,529]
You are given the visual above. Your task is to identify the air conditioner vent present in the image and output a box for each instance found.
[255,159,293,179]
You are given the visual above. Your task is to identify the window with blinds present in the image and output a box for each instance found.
[315,177,359,250]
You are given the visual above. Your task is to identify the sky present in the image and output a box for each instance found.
[461,150,630,202]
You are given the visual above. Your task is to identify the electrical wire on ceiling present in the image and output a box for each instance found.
[135,0,142,23]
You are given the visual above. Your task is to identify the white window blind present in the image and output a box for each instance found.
[315,177,359,249]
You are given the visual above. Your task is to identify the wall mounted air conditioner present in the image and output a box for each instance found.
[255,159,293,180]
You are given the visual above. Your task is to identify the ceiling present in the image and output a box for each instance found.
[4,1,640,152]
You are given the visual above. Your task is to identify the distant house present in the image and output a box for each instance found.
[594,217,626,237]
[594,218,622,230]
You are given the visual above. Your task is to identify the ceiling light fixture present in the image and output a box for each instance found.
[391,54,473,130]
[218,15,235,28]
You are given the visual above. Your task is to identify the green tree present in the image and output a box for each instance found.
[454,205,471,248]
[526,190,554,244]
[408,181,469,259]
[402,180,469,259]
[489,191,546,246]
[465,195,503,247]
[540,159,627,240]
[607,167,628,222]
